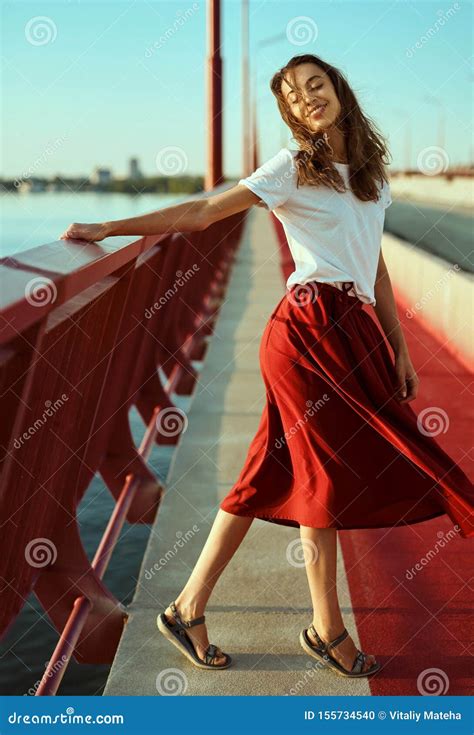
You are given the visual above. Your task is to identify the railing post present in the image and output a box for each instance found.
[205,0,223,190]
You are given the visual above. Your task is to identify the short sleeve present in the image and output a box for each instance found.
[380,179,392,209]
[238,148,295,211]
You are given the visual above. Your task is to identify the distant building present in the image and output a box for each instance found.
[129,157,143,179]
[90,167,113,185]
[18,179,46,193]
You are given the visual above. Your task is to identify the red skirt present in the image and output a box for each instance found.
[219,281,474,538]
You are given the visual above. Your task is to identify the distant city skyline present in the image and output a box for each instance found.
[2,0,473,180]
[8,154,199,193]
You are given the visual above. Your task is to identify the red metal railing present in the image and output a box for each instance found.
[0,189,245,694]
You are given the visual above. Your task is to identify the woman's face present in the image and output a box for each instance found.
[281,63,341,132]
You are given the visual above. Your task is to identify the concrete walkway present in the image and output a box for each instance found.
[104,210,370,696]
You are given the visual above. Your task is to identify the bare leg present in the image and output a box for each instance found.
[164,509,253,664]
[300,526,376,673]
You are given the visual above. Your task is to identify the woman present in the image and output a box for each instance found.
[60,54,474,679]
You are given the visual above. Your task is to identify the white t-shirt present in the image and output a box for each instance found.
[238,147,392,305]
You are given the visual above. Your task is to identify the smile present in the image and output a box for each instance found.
[309,103,327,118]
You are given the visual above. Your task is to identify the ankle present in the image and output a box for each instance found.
[312,616,345,640]
[173,595,206,620]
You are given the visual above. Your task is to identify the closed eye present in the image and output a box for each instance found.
[288,83,324,104]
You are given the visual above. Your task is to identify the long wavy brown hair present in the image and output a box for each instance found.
[270,54,391,203]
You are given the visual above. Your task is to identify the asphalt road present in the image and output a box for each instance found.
[385,200,473,273]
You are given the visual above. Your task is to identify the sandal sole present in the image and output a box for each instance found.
[299,630,381,678]
[157,614,233,670]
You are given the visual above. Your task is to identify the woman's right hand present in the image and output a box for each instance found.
[59,222,110,242]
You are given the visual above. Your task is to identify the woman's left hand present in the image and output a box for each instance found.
[394,350,419,403]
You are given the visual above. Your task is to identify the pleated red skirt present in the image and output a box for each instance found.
[219,281,474,538]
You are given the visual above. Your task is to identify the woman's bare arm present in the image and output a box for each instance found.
[373,250,407,356]
[59,184,262,242]
[373,249,419,402]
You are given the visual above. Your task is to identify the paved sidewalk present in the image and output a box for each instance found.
[104,210,370,696]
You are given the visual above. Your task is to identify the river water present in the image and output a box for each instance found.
[1,190,183,256]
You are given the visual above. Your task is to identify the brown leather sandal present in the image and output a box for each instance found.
[300,623,380,678]
[157,601,232,670]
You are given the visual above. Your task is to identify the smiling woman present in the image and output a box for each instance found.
[162,54,473,679]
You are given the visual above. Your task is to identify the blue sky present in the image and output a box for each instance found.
[2,0,472,179]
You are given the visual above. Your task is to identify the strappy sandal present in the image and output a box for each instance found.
[300,624,381,678]
[157,601,232,670]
